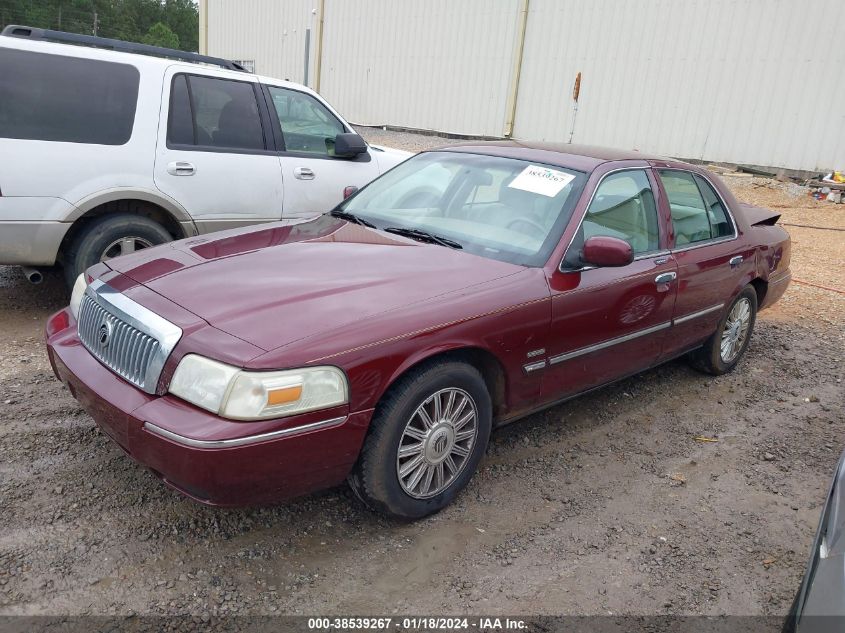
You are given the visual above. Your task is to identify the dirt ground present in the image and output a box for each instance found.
[0,130,843,622]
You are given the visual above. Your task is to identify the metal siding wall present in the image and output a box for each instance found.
[512,0,845,171]
[206,0,314,83]
[318,0,520,136]
[205,0,845,171]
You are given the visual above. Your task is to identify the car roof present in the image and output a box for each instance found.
[435,140,673,172]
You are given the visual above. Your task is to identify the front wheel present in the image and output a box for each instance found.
[63,214,172,288]
[348,361,492,519]
[689,285,758,375]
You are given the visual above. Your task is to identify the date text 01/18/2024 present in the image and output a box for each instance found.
[306,617,528,631]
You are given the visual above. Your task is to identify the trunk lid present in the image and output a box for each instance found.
[740,203,781,227]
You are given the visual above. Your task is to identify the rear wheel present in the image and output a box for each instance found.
[63,214,172,287]
[348,361,492,519]
[689,285,757,375]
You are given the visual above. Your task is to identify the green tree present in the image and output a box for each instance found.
[0,0,198,51]
[162,0,197,51]
[140,20,178,48]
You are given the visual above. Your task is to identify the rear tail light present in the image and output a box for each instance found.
[343,186,358,199]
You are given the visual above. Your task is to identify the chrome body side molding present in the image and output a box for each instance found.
[673,303,724,325]
[144,416,348,448]
[548,321,672,365]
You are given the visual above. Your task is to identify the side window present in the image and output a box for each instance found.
[658,170,733,246]
[0,48,139,145]
[167,74,265,151]
[167,75,193,146]
[581,170,659,255]
[694,174,735,239]
[267,87,346,156]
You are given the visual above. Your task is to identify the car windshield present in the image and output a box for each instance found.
[338,151,587,266]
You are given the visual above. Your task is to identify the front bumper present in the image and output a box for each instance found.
[45,308,372,506]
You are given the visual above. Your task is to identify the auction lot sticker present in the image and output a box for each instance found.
[508,165,575,197]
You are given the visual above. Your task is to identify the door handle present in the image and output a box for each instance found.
[166,161,195,176]
[294,167,315,180]
[729,255,744,268]
[655,272,677,284]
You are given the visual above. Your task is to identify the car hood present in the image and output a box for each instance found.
[369,143,412,158]
[369,144,413,171]
[105,216,524,352]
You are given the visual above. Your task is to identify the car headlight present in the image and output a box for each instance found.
[168,354,348,420]
[69,273,88,320]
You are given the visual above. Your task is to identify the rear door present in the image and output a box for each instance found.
[654,169,754,358]
[263,85,380,218]
[541,168,678,400]
[154,68,283,234]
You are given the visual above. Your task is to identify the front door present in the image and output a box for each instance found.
[542,168,677,401]
[264,85,380,218]
[654,169,754,359]
[154,69,284,234]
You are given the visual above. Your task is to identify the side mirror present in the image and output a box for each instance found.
[334,133,368,158]
[581,236,633,267]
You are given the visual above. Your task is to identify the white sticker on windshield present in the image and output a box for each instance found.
[508,165,575,197]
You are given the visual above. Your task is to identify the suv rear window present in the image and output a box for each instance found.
[0,48,139,145]
[167,74,266,151]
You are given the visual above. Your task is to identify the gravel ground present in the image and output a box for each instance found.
[0,130,843,622]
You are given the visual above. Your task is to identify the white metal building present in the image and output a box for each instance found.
[200,0,845,172]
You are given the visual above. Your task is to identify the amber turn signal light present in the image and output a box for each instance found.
[266,385,303,406]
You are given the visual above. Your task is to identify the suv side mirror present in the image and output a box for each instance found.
[581,236,633,267]
[334,133,368,158]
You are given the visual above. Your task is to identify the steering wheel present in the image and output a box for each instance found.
[506,216,547,237]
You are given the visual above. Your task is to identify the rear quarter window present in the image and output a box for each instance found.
[0,48,139,145]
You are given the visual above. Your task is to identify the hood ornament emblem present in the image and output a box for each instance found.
[98,321,113,348]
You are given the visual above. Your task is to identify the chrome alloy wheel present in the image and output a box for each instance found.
[100,237,154,261]
[720,297,752,363]
[396,387,479,499]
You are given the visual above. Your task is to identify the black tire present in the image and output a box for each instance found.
[63,214,172,288]
[689,285,758,375]
[348,361,492,520]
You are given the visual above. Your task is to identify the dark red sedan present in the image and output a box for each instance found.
[45,143,791,519]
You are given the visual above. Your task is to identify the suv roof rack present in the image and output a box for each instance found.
[1,25,248,72]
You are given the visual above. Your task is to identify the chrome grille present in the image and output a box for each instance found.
[78,294,160,390]
[76,280,182,394]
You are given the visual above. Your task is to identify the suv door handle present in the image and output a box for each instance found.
[294,167,315,180]
[655,272,677,284]
[166,161,195,176]
[729,255,744,268]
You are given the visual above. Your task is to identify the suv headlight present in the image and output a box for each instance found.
[69,273,88,320]
[168,354,348,421]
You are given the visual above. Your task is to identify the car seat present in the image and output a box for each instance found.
[213,98,263,149]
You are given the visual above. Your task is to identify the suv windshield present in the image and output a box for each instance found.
[339,151,587,266]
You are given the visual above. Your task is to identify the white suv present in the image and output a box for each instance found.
[0,26,410,285]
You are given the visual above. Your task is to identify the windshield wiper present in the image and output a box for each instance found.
[328,210,376,228]
[384,227,463,249]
